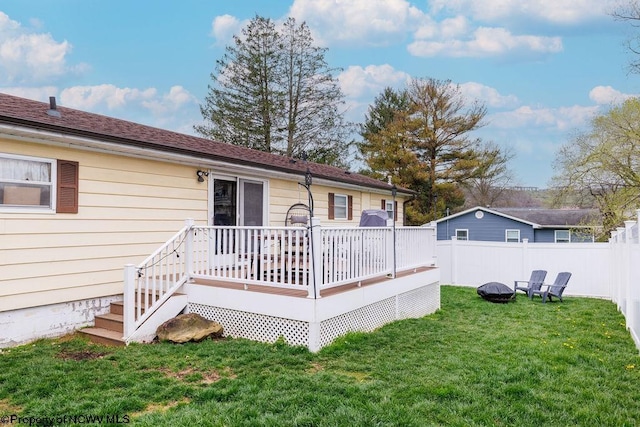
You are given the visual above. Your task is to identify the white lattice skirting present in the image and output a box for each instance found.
[186,270,440,352]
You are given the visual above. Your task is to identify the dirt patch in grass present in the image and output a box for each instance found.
[130,397,191,418]
[0,398,23,414]
[57,349,108,361]
[158,366,235,384]
[308,362,324,373]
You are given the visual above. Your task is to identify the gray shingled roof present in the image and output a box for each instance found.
[493,208,601,227]
[0,93,410,194]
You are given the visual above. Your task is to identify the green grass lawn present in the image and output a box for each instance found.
[1,286,639,426]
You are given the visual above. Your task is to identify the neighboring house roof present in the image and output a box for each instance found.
[435,206,601,229]
[0,93,410,195]
[492,208,601,228]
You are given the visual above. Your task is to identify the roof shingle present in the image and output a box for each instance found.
[0,93,407,194]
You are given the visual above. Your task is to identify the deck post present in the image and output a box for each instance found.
[310,217,322,299]
[184,218,195,280]
[123,264,136,340]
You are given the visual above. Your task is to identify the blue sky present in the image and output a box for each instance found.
[0,0,637,188]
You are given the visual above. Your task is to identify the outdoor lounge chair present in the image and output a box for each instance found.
[530,272,572,303]
[514,270,547,299]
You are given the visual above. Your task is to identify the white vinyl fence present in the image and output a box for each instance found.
[436,239,611,298]
[436,210,640,350]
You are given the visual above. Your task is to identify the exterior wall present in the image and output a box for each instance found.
[0,295,121,348]
[1,134,403,350]
[268,178,404,227]
[436,210,534,242]
[1,138,208,313]
[534,228,594,243]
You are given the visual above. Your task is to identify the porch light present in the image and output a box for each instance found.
[299,167,314,215]
[196,170,209,183]
[305,167,312,187]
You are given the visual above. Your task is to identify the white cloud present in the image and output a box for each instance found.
[0,11,84,84]
[60,84,158,110]
[459,82,519,108]
[589,85,636,105]
[0,86,58,102]
[489,104,598,131]
[289,0,426,46]
[338,64,410,98]
[408,26,562,58]
[142,85,198,115]
[210,14,244,46]
[429,0,613,25]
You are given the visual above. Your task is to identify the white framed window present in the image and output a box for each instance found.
[333,194,348,219]
[506,229,520,243]
[0,153,55,211]
[555,230,571,243]
[385,200,394,220]
[455,229,468,241]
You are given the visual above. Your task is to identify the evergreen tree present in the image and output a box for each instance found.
[196,16,352,167]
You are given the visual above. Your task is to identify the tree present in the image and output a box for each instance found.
[195,16,352,167]
[612,1,640,74]
[359,78,488,223]
[462,141,515,208]
[551,97,640,235]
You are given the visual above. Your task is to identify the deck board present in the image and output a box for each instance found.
[191,267,434,298]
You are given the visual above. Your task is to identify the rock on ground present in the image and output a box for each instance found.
[156,313,223,343]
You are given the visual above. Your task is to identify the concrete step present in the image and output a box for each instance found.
[78,327,125,346]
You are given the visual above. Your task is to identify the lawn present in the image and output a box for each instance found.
[1,286,639,426]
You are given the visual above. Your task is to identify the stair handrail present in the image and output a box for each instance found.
[123,219,194,340]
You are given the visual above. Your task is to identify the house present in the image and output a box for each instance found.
[0,93,439,350]
[435,206,601,243]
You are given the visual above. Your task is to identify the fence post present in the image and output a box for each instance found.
[521,238,529,279]
[310,217,323,299]
[625,220,635,329]
[123,264,136,340]
[184,218,195,280]
[429,222,438,266]
[450,236,458,284]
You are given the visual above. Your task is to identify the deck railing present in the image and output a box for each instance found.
[123,218,437,340]
[123,220,193,339]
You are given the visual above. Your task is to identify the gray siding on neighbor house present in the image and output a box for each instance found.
[437,210,534,242]
[534,228,594,243]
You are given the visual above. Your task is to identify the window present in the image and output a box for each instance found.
[506,229,520,243]
[381,199,398,221]
[455,229,468,240]
[0,154,78,213]
[555,230,571,243]
[328,193,353,220]
[333,194,348,219]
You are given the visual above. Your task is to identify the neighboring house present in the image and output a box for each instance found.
[435,206,601,243]
[1,93,438,350]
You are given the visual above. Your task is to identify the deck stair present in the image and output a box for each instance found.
[79,291,187,346]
